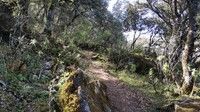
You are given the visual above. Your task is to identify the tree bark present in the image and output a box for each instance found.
[167,0,183,83]
[19,0,29,33]
[43,0,58,36]
[131,31,141,49]
[181,0,197,95]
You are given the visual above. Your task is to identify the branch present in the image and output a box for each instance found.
[146,0,172,28]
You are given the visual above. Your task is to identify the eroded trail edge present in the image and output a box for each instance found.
[83,51,152,112]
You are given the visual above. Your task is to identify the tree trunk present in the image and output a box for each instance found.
[43,0,58,36]
[19,0,29,34]
[181,0,197,95]
[168,0,183,80]
[131,31,141,49]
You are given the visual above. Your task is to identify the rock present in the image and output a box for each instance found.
[158,98,200,112]
[157,103,175,112]
[49,69,111,112]
[175,99,200,112]
[44,61,53,70]
[0,80,6,90]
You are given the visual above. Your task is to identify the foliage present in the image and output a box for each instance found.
[0,0,127,111]
[1,0,200,111]
[162,63,170,76]
[0,46,50,111]
[131,45,145,55]
[108,48,130,67]
[127,63,137,74]
[108,47,156,75]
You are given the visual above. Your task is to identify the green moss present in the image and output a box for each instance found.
[58,72,80,112]
[52,70,111,112]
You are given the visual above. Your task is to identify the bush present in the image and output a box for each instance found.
[108,48,130,67]
[108,47,157,75]
[75,41,105,52]
[132,45,144,55]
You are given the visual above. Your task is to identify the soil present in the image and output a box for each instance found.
[83,51,152,112]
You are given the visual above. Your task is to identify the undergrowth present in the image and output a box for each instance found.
[106,64,173,111]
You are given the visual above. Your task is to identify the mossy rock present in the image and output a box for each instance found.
[158,98,200,112]
[50,69,111,112]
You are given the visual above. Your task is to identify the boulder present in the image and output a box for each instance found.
[49,69,111,112]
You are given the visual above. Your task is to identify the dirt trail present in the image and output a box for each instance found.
[83,51,152,112]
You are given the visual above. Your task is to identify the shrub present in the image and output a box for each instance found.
[108,48,130,67]
[108,47,157,75]
[132,45,144,55]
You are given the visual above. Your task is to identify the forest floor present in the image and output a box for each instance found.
[82,51,153,112]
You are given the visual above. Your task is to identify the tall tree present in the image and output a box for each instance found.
[123,3,146,49]
[181,0,198,95]
[116,0,200,94]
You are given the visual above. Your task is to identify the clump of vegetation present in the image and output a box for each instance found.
[0,46,50,111]
[58,74,80,112]
[108,48,156,75]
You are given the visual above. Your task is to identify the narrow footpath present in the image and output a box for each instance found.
[83,51,152,112]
